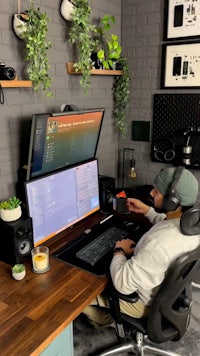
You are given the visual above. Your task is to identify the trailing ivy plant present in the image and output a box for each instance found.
[113,57,130,138]
[69,0,96,91]
[20,2,52,97]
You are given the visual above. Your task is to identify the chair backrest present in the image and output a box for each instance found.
[147,246,200,344]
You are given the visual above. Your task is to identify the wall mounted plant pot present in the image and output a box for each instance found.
[60,0,75,21]
[0,206,22,222]
[12,13,28,40]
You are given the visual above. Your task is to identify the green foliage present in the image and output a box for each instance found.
[12,264,26,273]
[0,196,22,210]
[113,57,131,138]
[69,0,96,91]
[95,15,122,69]
[19,2,52,97]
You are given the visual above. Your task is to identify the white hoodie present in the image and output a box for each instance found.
[110,207,200,306]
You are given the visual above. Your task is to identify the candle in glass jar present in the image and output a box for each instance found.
[33,252,48,271]
[31,246,49,273]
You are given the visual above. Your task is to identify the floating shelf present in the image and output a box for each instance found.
[66,62,123,76]
[0,79,32,88]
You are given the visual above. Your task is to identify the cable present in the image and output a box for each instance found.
[0,84,5,105]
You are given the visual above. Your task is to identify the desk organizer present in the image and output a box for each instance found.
[151,94,200,168]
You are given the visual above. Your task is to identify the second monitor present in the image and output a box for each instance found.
[26,108,104,180]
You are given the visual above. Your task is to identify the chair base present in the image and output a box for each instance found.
[98,332,181,356]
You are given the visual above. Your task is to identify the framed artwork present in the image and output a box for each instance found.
[164,0,200,40]
[161,41,200,88]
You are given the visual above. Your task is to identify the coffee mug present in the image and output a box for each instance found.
[113,197,130,214]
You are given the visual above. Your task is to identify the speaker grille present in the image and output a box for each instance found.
[0,216,33,265]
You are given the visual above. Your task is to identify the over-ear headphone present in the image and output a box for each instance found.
[163,166,184,212]
[180,207,200,235]
[153,137,175,163]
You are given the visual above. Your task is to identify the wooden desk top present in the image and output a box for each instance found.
[0,212,108,356]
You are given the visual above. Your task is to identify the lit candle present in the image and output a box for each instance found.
[33,252,48,271]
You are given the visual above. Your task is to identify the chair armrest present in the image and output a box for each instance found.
[105,280,139,325]
[109,287,139,303]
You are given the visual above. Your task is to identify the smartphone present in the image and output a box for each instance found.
[173,57,182,76]
[174,5,184,27]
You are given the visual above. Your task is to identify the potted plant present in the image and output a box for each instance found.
[113,57,130,138]
[69,0,96,91]
[0,196,22,222]
[16,1,52,97]
[13,12,29,40]
[12,264,26,281]
[94,15,122,70]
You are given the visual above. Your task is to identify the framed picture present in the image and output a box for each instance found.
[161,41,200,88]
[164,0,200,40]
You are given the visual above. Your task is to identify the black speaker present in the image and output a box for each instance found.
[99,175,115,213]
[0,216,33,265]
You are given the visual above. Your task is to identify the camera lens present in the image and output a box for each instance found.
[0,64,16,80]
[5,67,16,80]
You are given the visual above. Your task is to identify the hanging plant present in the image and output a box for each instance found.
[18,1,52,97]
[69,0,96,91]
[113,57,130,138]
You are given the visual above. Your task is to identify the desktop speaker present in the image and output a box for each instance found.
[99,175,115,213]
[0,216,33,265]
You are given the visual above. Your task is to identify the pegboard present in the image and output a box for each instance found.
[151,94,200,168]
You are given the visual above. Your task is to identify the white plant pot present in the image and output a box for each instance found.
[13,13,28,39]
[60,0,75,21]
[12,269,26,281]
[0,206,22,222]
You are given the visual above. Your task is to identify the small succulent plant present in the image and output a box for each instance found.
[12,264,26,273]
[0,196,22,210]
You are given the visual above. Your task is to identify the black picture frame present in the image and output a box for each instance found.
[161,41,200,89]
[164,0,200,41]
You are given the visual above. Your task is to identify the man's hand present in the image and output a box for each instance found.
[114,239,135,256]
[126,198,150,215]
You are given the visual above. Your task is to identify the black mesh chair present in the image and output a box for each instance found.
[98,209,200,356]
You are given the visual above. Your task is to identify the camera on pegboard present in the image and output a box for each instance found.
[0,62,16,80]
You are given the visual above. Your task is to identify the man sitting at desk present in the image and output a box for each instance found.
[82,166,200,328]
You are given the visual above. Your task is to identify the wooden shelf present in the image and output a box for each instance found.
[66,62,123,76]
[0,79,32,88]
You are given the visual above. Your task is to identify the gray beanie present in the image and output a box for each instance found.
[154,167,199,207]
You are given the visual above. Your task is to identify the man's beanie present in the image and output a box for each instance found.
[154,167,199,206]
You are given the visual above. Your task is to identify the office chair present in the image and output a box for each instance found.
[98,208,200,356]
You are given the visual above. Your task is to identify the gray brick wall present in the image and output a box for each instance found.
[121,0,200,204]
[0,0,121,200]
[0,0,199,206]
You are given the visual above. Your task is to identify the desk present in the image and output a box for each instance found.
[0,210,150,355]
[0,212,108,356]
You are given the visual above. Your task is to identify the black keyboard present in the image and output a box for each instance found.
[76,226,129,266]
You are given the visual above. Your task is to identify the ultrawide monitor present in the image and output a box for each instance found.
[26,108,104,180]
[25,159,100,246]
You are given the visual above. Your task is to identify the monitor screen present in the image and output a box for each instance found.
[26,108,104,180]
[25,159,100,246]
